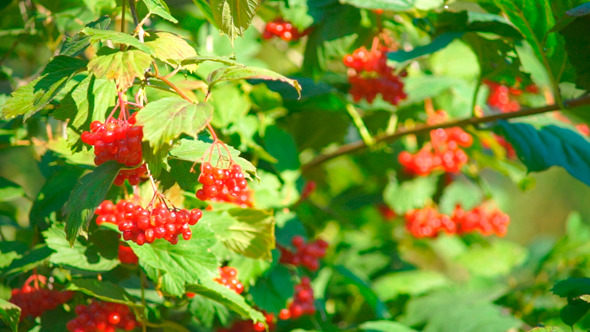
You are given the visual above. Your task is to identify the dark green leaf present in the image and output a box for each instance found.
[189,295,230,328]
[207,66,301,96]
[210,0,260,42]
[1,56,87,119]
[497,121,590,186]
[0,298,20,332]
[560,302,590,326]
[141,0,178,23]
[264,125,300,172]
[60,16,112,56]
[3,245,54,277]
[559,15,590,90]
[249,265,294,313]
[67,279,139,305]
[87,48,153,90]
[553,278,590,298]
[63,161,121,244]
[388,32,463,63]
[335,265,390,319]
[136,97,212,156]
[186,278,265,323]
[44,224,119,271]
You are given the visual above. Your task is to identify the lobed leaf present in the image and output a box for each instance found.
[61,16,112,56]
[81,27,153,54]
[210,0,260,43]
[144,32,197,66]
[1,56,87,120]
[87,48,153,90]
[383,175,438,214]
[63,161,121,245]
[141,0,178,23]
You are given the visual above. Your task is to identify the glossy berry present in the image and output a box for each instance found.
[484,79,538,113]
[285,278,315,319]
[263,19,306,41]
[118,243,139,265]
[196,162,254,207]
[114,164,147,186]
[279,237,328,271]
[405,206,456,238]
[81,116,143,167]
[214,267,244,294]
[451,204,510,237]
[95,199,203,245]
[66,301,138,332]
[343,45,407,106]
[9,276,74,321]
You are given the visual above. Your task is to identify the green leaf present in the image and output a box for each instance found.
[63,161,121,245]
[43,224,119,271]
[249,265,294,313]
[192,0,217,27]
[373,270,450,301]
[455,240,527,277]
[144,32,196,65]
[2,245,54,277]
[0,177,24,202]
[189,295,230,328]
[186,278,265,323]
[207,66,301,97]
[182,55,240,67]
[497,121,590,186]
[81,27,153,54]
[67,279,139,305]
[87,48,153,90]
[210,0,260,43]
[60,16,112,56]
[560,302,590,326]
[130,224,218,295]
[383,175,437,214]
[1,56,87,119]
[558,14,590,90]
[209,83,250,128]
[141,0,178,23]
[359,320,418,332]
[438,181,483,215]
[136,97,212,156]
[264,125,300,172]
[529,327,566,332]
[553,278,590,299]
[422,302,520,332]
[169,138,256,176]
[388,32,463,63]
[335,265,390,319]
[0,298,20,332]
[200,209,275,260]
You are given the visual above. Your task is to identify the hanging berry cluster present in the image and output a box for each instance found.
[279,236,328,271]
[285,277,316,319]
[95,200,202,245]
[118,243,138,265]
[10,275,73,321]
[262,19,305,41]
[214,266,245,294]
[67,301,138,332]
[80,93,147,186]
[398,111,473,175]
[343,40,407,106]
[405,204,510,238]
[196,162,254,207]
[484,79,538,113]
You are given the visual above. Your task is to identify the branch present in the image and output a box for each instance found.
[302,95,590,172]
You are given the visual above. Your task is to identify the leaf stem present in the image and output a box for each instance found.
[346,103,375,146]
[302,94,590,171]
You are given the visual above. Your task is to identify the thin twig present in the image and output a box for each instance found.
[302,95,590,172]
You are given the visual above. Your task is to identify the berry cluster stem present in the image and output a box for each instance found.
[302,94,590,172]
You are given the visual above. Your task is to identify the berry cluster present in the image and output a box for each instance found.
[484,79,538,113]
[343,45,407,105]
[398,111,473,175]
[118,243,139,265]
[405,204,510,238]
[81,117,143,167]
[218,312,275,332]
[279,236,328,271]
[114,164,147,186]
[10,276,73,321]
[95,200,202,245]
[451,204,510,237]
[67,301,138,332]
[196,162,253,207]
[405,206,456,238]
[214,266,244,294]
[262,19,305,41]
[286,277,316,319]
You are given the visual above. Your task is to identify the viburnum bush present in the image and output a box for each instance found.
[2,0,590,331]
